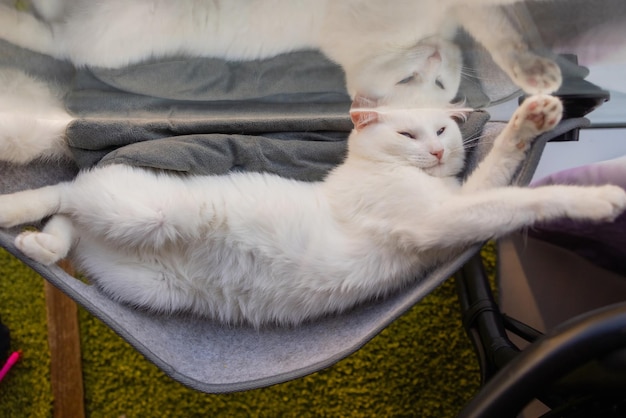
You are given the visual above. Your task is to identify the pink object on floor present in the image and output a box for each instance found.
[0,350,21,383]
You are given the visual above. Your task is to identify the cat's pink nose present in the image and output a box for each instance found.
[431,149,444,161]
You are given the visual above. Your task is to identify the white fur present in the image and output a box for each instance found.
[0,70,72,162]
[1,95,624,327]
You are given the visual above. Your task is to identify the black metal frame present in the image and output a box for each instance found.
[455,254,626,418]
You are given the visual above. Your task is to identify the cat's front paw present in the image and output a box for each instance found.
[508,51,562,94]
[15,230,68,265]
[510,94,563,148]
[567,185,626,223]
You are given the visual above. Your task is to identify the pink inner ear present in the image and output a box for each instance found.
[350,110,379,130]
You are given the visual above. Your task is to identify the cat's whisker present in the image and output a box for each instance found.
[460,143,489,151]
[462,134,490,145]
[449,142,484,153]
[460,67,493,84]
[463,133,486,141]
[460,71,489,82]
[462,139,491,148]
[463,137,495,147]
[446,135,495,152]
[460,66,482,76]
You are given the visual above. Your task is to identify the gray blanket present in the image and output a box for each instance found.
[66,49,354,179]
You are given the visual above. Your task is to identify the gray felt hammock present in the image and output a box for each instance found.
[0,36,590,393]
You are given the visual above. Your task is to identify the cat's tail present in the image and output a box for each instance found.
[0,69,73,163]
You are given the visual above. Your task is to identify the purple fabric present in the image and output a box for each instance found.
[530,156,626,276]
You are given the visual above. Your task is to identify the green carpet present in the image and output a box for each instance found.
[0,246,496,417]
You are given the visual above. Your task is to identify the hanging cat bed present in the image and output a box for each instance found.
[0,33,591,393]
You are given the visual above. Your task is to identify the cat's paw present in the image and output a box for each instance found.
[566,185,626,223]
[15,230,68,265]
[507,51,562,94]
[510,94,563,148]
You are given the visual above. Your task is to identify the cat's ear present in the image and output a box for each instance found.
[350,109,379,130]
[350,94,380,130]
[448,109,471,124]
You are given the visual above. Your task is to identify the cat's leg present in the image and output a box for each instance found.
[405,184,626,250]
[0,70,73,163]
[14,215,76,265]
[67,166,214,250]
[453,4,562,94]
[461,94,562,193]
[0,183,65,228]
[76,241,197,315]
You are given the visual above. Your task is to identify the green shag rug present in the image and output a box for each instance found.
[0,246,496,417]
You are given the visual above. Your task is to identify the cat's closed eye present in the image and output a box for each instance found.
[435,78,445,90]
[398,131,416,139]
[396,74,415,85]
[437,127,446,136]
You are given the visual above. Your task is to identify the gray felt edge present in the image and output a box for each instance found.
[0,228,482,393]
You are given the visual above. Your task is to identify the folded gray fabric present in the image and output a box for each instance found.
[0,40,75,87]
[72,51,349,104]
[96,132,349,181]
[73,111,489,181]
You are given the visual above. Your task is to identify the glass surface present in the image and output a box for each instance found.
[0,1,624,119]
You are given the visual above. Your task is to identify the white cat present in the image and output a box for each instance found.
[0,95,623,327]
[0,0,561,101]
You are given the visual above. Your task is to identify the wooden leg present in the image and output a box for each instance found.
[45,259,85,418]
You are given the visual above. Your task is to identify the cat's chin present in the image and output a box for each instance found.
[421,162,442,174]
[423,163,458,178]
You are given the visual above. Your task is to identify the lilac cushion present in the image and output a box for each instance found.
[530,156,626,275]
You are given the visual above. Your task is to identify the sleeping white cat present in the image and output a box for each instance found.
[0,95,623,327]
[0,0,560,102]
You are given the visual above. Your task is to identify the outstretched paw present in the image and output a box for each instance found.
[509,51,562,94]
[15,230,68,265]
[510,94,563,148]
[567,185,626,223]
